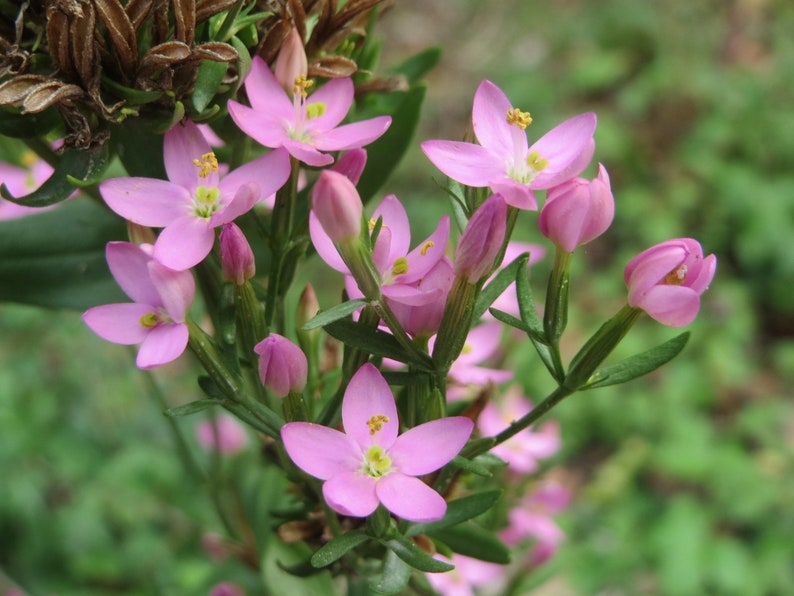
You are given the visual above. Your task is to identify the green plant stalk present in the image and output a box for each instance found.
[543,247,572,382]
[432,275,479,375]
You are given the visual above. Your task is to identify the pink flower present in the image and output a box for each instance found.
[539,163,614,252]
[209,582,245,596]
[624,238,717,327]
[82,242,194,369]
[228,56,391,167]
[388,256,455,338]
[422,80,596,210]
[254,334,308,398]
[0,154,56,220]
[454,194,508,282]
[310,193,450,307]
[219,223,255,285]
[281,363,474,522]
[426,553,504,596]
[100,120,290,270]
[311,169,363,242]
[478,386,561,474]
[273,27,307,93]
[195,414,248,454]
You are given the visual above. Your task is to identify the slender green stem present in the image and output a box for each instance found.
[543,248,572,382]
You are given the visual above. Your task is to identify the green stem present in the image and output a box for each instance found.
[543,248,572,382]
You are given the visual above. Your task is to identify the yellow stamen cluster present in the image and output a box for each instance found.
[507,107,533,130]
[192,152,219,178]
[420,241,435,256]
[366,414,390,435]
[293,75,314,98]
[526,150,549,172]
[664,265,688,285]
[363,445,392,477]
[391,257,409,276]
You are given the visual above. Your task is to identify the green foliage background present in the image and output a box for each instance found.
[1,0,793,594]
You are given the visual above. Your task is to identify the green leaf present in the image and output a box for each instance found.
[192,60,228,112]
[357,84,427,203]
[164,399,223,417]
[101,76,162,105]
[302,299,367,330]
[0,199,127,309]
[406,490,503,537]
[473,252,528,321]
[370,549,412,595]
[310,529,369,568]
[229,36,252,94]
[260,537,336,595]
[323,318,434,371]
[429,523,510,564]
[0,107,61,138]
[447,455,494,477]
[382,534,454,573]
[583,331,691,389]
[1,144,109,207]
[389,46,442,85]
[112,121,166,178]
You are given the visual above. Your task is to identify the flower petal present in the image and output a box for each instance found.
[314,117,392,152]
[211,182,259,226]
[165,120,214,190]
[634,285,701,327]
[376,472,447,522]
[282,139,334,167]
[472,80,526,163]
[308,211,348,273]
[372,195,411,266]
[421,140,505,187]
[147,260,195,322]
[227,101,289,149]
[281,422,360,479]
[489,179,538,211]
[389,417,473,475]
[305,77,354,130]
[323,472,379,518]
[244,56,294,117]
[400,216,450,283]
[528,112,597,189]
[100,178,190,226]
[153,217,215,271]
[82,303,153,344]
[342,363,398,450]
[219,147,291,204]
[136,322,189,368]
[105,241,160,305]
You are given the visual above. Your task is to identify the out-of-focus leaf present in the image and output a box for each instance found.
[370,549,411,595]
[112,120,166,178]
[165,399,223,417]
[303,299,367,330]
[0,107,62,138]
[192,59,228,112]
[260,537,336,595]
[382,534,453,573]
[429,523,510,564]
[310,529,369,568]
[357,84,426,203]
[583,332,690,389]
[406,490,502,537]
[473,252,528,321]
[0,199,127,309]
[389,46,442,86]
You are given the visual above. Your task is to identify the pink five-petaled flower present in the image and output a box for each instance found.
[82,242,194,369]
[624,238,717,327]
[422,80,596,211]
[539,163,615,253]
[228,56,391,167]
[281,363,474,522]
[100,119,291,271]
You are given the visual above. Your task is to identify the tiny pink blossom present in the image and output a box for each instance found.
[82,242,195,369]
[228,56,391,167]
[254,333,308,398]
[454,194,508,282]
[478,386,561,474]
[426,553,504,596]
[100,119,290,270]
[196,414,248,454]
[539,163,614,252]
[422,80,596,210]
[281,363,473,522]
[624,238,717,327]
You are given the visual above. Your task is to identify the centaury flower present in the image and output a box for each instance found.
[82,242,195,369]
[228,56,391,167]
[422,80,596,210]
[281,363,473,522]
[100,120,291,270]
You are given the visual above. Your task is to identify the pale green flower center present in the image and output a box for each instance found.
[363,445,393,478]
[139,311,160,328]
[193,185,221,219]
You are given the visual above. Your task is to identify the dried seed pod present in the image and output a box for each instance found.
[307,55,358,78]
[94,0,139,80]
[0,75,50,106]
[22,80,84,113]
[195,0,239,24]
[125,0,154,31]
[171,0,195,45]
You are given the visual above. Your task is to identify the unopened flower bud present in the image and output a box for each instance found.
[311,169,363,243]
[254,333,308,398]
[219,223,255,285]
[274,28,307,94]
[454,194,508,283]
[539,163,614,253]
[331,149,368,185]
[624,238,717,327]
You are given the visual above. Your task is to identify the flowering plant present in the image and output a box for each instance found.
[0,2,716,594]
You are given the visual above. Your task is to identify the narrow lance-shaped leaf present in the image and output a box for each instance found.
[382,534,454,573]
[370,549,412,595]
[303,299,368,330]
[406,490,503,537]
[582,331,690,390]
[428,523,510,564]
[310,530,369,568]
[473,252,528,321]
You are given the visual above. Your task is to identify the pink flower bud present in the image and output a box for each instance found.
[209,582,245,596]
[219,223,255,285]
[195,414,248,454]
[538,163,614,252]
[624,238,717,327]
[273,28,307,94]
[254,333,308,397]
[454,194,508,282]
[311,169,363,242]
[331,149,368,185]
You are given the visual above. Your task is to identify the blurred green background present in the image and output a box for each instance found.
[2,0,793,594]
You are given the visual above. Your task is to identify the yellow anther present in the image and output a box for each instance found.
[366,414,390,435]
[21,150,38,168]
[305,101,327,119]
[364,445,393,477]
[664,265,688,285]
[139,312,160,328]
[368,218,378,230]
[293,75,314,98]
[391,257,409,276]
[420,241,435,256]
[461,343,473,354]
[526,150,549,172]
[192,152,219,178]
[507,107,533,130]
